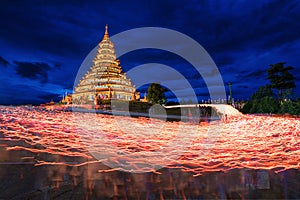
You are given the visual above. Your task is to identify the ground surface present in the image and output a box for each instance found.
[0,106,299,199]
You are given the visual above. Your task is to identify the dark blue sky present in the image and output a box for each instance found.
[0,0,299,105]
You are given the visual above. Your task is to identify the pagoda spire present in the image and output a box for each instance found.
[103,24,109,40]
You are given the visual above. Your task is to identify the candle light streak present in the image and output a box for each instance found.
[0,106,299,174]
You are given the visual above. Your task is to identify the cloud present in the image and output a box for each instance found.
[37,93,60,101]
[0,1,100,58]
[237,69,268,82]
[14,61,52,83]
[214,55,235,68]
[0,56,9,67]
[0,68,68,105]
[0,0,300,104]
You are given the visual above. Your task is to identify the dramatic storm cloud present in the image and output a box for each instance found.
[0,0,299,104]
[14,61,52,83]
[0,56,9,67]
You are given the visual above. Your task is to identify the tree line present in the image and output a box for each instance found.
[146,62,299,115]
[242,62,299,115]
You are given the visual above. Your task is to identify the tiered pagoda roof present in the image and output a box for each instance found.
[73,25,139,104]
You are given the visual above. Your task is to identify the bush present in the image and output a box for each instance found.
[279,101,300,115]
[242,97,280,114]
[256,97,280,113]
[241,86,280,114]
[241,101,253,113]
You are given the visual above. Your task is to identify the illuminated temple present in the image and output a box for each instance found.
[73,25,140,104]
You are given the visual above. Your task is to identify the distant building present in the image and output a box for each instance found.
[140,92,148,102]
[61,91,72,105]
[73,25,140,104]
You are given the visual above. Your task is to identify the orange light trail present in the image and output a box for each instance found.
[0,106,299,175]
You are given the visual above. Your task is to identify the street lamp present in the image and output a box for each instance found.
[227,82,232,104]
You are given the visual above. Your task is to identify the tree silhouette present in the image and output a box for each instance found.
[147,83,166,105]
[241,86,279,113]
[267,62,295,101]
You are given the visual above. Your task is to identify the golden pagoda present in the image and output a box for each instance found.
[73,25,140,104]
